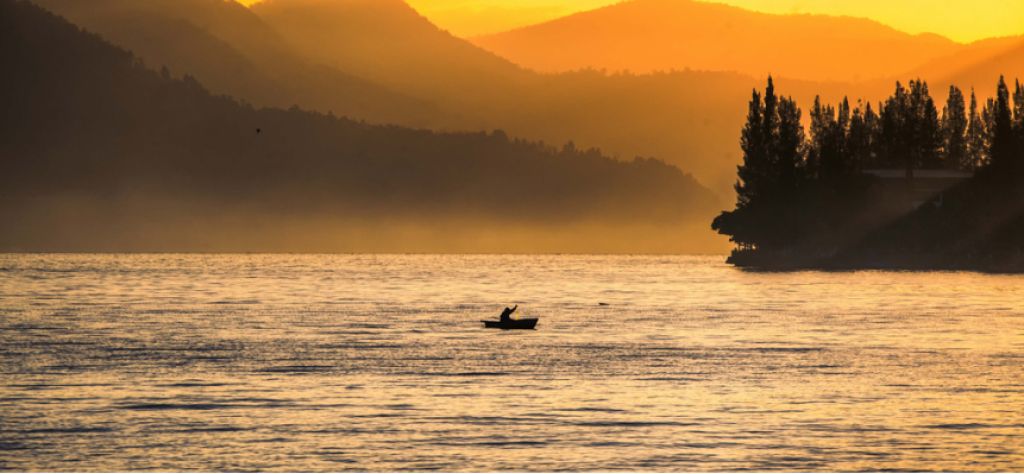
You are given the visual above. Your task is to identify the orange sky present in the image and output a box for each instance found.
[237,0,1024,43]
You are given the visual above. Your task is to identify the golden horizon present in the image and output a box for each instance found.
[236,0,1024,43]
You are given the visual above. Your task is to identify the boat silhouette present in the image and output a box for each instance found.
[481,318,538,330]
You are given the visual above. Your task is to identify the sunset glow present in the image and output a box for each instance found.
[236,0,1024,42]
[6,0,1024,470]
[706,0,1024,43]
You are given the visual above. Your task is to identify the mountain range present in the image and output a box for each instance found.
[5,0,1023,251]
[473,0,1024,87]
[1,0,722,252]
[30,0,1024,194]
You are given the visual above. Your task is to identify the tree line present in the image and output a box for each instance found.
[713,76,1024,256]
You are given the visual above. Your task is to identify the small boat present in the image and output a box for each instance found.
[481,318,538,330]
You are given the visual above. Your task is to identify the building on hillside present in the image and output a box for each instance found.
[863,168,974,212]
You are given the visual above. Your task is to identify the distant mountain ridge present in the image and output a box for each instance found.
[908,36,1024,97]
[472,0,966,82]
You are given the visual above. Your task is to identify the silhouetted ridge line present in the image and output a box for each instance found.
[472,0,960,81]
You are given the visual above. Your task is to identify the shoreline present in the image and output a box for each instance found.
[728,249,1024,274]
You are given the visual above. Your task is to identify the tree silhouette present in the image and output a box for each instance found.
[1014,80,1024,160]
[808,96,837,181]
[965,89,987,170]
[878,80,941,175]
[989,76,1017,178]
[941,85,968,170]
[715,77,807,250]
[734,81,769,209]
[774,95,805,193]
[878,82,908,173]
[847,101,875,172]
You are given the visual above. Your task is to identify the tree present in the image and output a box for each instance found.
[879,80,941,174]
[734,86,767,208]
[878,82,908,171]
[715,74,1024,266]
[774,95,805,192]
[1015,80,1024,130]
[1015,80,1024,155]
[848,102,873,172]
[966,88,987,169]
[837,96,851,163]
[989,76,1017,177]
[863,102,882,167]
[909,79,942,169]
[808,96,835,179]
[715,77,805,250]
[942,85,968,170]
[762,76,778,163]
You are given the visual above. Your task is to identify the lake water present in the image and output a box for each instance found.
[1,254,1023,471]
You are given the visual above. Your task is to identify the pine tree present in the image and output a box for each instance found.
[881,80,941,174]
[879,82,908,171]
[989,76,1016,176]
[809,96,842,182]
[983,97,998,167]
[733,76,806,209]
[909,79,942,169]
[942,85,968,170]
[837,96,851,158]
[807,96,824,177]
[741,89,765,207]
[762,77,779,164]
[735,87,766,208]
[716,77,806,250]
[863,102,881,167]
[848,102,872,172]
[966,88,986,169]
[774,95,805,192]
[1014,80,1024,157]
[1014,80,1024,133]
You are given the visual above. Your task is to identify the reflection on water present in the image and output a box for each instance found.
[1,254,1023,471]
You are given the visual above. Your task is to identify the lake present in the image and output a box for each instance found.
[1,254,1022,471]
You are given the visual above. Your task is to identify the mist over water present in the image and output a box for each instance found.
[1,254,1023,471]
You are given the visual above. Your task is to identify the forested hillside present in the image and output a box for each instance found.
[0,0,722,252]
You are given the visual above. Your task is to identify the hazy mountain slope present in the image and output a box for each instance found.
[472,0,960,82]
[253,0,534,110]
[35,0,756,192]
[32,0,440,126]
[910,37,1023,78]
[245,0,762,190]
[910,37,1024,97]
[1,0,724,253]
[246,0,1004,192]
[36,0,909,195]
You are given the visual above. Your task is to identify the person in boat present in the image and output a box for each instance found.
[499,305,518,323]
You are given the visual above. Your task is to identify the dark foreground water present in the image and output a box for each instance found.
[1,254,1023,471]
